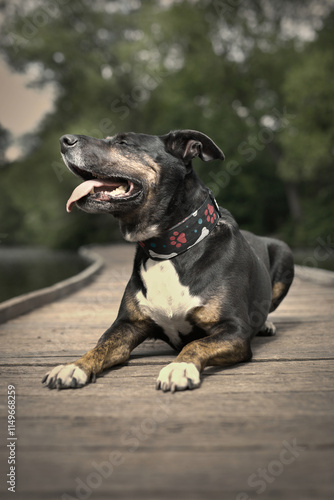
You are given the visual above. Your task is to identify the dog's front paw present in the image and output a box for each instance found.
[42,363,91,390]
[156,362,201,393]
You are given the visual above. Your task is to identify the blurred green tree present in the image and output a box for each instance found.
[0,124,11,165]
[277,11,334,244]
[0,0,333,248]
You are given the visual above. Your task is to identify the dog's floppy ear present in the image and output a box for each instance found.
[162,130,225,163]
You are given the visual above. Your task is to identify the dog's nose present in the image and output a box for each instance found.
[60,134,79,152]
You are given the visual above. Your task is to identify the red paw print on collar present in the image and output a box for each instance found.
[170,231,187,248]
[205,204,217,224]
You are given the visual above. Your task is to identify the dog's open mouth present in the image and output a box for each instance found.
[66,176,142,213]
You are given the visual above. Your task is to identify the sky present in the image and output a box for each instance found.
[0,58,54,161]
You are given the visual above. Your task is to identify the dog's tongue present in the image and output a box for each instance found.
[66,180,119,212]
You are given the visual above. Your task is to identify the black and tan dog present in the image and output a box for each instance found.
[42,130,294,392]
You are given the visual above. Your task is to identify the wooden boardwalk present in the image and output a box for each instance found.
[1,244,334,500]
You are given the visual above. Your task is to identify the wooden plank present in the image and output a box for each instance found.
[0,244,334,500]
[2,318,334,360]
[0,448,332,499]
[2,359,334,391]
[2,412,332,451]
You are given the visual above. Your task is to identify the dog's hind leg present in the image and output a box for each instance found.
[257,320,276,336]
[265,239,294,313]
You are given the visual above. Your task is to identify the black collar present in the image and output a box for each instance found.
[139,191,221,260]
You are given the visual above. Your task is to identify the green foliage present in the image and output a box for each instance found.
[0,124,11,165]
[275,11,334,245]
[278,48,334,182]
[0,0,333,248]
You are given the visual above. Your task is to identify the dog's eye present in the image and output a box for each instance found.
[115,138,129,146]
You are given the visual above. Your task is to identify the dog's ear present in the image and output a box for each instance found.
[161,130,225,163]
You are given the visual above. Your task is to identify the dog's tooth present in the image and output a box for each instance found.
[112,184,127,196]
[90,188,94,194]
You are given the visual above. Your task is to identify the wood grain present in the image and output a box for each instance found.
[0,244,333,500]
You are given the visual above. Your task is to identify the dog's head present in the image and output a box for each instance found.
[60,130,224,240]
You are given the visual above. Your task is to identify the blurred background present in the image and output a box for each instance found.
[0,0,333,298]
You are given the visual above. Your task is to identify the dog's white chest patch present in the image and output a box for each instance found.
[136,260,202,347]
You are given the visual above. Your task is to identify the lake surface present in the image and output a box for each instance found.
[0,246,333,305]
[293,249,334,272]
[0,247,88,303]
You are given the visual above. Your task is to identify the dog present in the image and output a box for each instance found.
[42,129,294,392]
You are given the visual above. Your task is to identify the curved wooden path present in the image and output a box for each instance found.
[0,244,333,500]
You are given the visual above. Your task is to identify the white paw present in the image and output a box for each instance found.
[42,363,89,389]
[156,362,201,393]
[258,320,277,336]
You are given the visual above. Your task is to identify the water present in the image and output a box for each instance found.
[0,246,332,305]
[0,247,88,303]
[293,250,334,272]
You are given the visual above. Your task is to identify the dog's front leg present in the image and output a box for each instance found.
[156,325,252,392]
[42,321,149,389]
